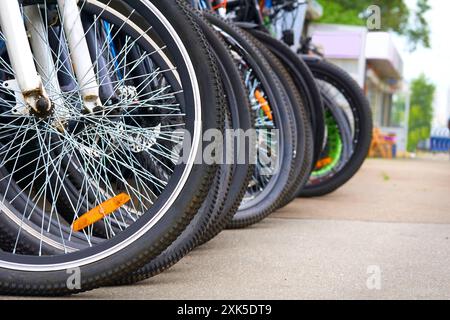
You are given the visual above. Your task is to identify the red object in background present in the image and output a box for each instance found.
[213,0,227,10]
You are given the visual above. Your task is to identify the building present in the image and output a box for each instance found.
[272,1,408,153]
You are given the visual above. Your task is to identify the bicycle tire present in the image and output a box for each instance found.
[299,58,373,197]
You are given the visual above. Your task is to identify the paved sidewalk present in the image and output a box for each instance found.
[4,158,450,299]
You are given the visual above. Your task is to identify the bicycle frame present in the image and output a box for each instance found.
[216,0,309,52]
[0,0,49,114]
[23,5,69,127]
[0,0,101,116]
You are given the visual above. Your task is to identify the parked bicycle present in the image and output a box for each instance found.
[0,0,373,296]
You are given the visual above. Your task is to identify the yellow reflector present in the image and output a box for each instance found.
[72,193,131,232]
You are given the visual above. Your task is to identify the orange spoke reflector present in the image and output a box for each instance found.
[72,193,131,232]
[255,89,273,121]
[315,157,333,169]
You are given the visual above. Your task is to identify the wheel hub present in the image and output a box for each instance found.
[30,95,54,118]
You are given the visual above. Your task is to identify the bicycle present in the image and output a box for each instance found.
[0,0,224,296]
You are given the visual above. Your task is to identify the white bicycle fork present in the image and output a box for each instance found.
[0,0,101,116]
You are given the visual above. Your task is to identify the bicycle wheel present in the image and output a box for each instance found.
[113,9,254,284]
[310,91,353,182]
[246,29,325,167]
[205,14,297,229]
[245,30,314,208]
[299,58,373,197]
[0,0,223,296]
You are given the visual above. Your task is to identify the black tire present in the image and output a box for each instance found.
[112,9,254,284]
[197,13,255,243]
[204,15,297,229]
[246,29,325,166]
[299,58,373,197]
[246,32,313,209]
[0,0,223,296]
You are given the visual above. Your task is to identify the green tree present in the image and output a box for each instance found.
[390,95,406,127]
[407,74,435,152]
[317,0,431,50]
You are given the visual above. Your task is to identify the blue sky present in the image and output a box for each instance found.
[393,0,450,127]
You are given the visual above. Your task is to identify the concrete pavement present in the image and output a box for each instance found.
[3,157,450,299]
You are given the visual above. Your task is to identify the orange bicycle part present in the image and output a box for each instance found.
[315,157,333,170]
[72,193,132,232]
[254,89,273,121]
[212,0,227,10]
[259,0,265,11]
